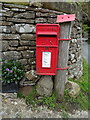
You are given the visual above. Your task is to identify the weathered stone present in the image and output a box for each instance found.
[15,24,35,33]
[2,51,22,60]
[9,40,19,47]
[25,70,38,81]
[36,76,53,96]
[11,8,26,12]
[11,26,16,34]
[17,46,25,51]
[24,65,31,71]
[29,46,36,50]
[1,34,20,40]
[35,18,47,23]
[0,21,13,26]
[28,58,36,65]
[14,12,35,18]
[20,40,30,46]
[4,3,27,9]
[0,17,6,21]
[71,39,77,43]
[0,10,13,17]
[48,18,56,23]
[2,41,9,51]
[18,59,28,65]
[36,12,49,17]
[70,54,75,60]
[21,34,35,40]
[21,50,34,58]
[7,18,34,24]
[20,40,35,46]
[23,80,36,86]
[17,46,29,51]
[8,47,17,51]
[0,26,11,33]
[65,81,80,98]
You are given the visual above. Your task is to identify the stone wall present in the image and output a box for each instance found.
[0,2,82,80]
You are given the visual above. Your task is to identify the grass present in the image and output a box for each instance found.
[17,58,89,114]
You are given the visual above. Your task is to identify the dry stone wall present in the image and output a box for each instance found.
[1,2,82,79]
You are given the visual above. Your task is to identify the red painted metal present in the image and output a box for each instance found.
[56,67,69,70]
[36,24,60,75]
[56,14,75,23]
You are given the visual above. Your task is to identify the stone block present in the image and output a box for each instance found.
[48,18,56,23]
[8,47,17,51]
[18,59,28,65]
[20,40,35,46]
[0,21,13,26]
[25,70,38,81]
[21,50,34,58]
[0,17,6,21]
[14,12,35,18]
[21,34,36,40]
[35,18,47,23]
[4,3,27,9]
[24,65,31,71]
[7,18,34,24]
[11,8,26,12]
[15,24,35,33]
[1,34,20,40]
[11,26,17,34]
[36,12,49,17]
[2,51,22,60]
[9,40,19,47]
[0,26,11,33]
[1,10,13,17]
[2,41,9,52]
[20,40,30,46]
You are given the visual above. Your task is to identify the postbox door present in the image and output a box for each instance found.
[36,47,58,75]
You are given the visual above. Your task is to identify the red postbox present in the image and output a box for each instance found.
[36,24,60,75]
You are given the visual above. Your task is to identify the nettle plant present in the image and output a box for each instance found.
[2,59,25,85]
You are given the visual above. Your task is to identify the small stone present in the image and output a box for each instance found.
[35,18,47,23]
[21,50,34,58]
[21,34,35,40]
[65,81,80,98]
[18,59,28,65]
[71,54,75,60]
[2,41,9,52]
[9,40,19,47]
[25,70,38,81]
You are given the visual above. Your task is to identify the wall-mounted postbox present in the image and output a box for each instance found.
[36,24,60,75]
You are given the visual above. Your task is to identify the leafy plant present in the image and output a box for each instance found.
[2,59,25,85]
[82,24,90,33]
